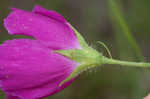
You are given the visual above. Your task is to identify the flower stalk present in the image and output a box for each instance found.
[102,57,150,68]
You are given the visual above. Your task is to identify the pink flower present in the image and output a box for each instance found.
[0,5,81,99]
[144,93,150,99]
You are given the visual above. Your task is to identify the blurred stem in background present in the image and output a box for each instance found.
[108,0,147,98]
[109,0,144,61]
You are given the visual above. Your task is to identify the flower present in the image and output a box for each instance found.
[144,93,150,99]
[0,5,81,99]
[1,5,103,99]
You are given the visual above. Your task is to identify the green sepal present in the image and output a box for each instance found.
[59,63,96,86]
[55,47,103,86]
[69,24,89,48]
[55,47,102,63]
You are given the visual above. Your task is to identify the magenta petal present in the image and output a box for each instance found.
[4,8,80,50]
[6,78,75,99]
[0,39,77,99]
[6,93,21,99]
[33,5,66,23]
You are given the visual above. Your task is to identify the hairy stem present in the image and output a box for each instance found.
[102,57,150,67]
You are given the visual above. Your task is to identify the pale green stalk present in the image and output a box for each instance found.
[102,57,150,68]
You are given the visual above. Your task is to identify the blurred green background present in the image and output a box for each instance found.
[0,0,150,99]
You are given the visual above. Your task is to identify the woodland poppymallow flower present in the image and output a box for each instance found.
[0,5,102,99]
[1,4,150,99]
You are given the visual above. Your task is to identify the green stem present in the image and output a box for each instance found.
[102,57,150,67]
[109,0,145,61]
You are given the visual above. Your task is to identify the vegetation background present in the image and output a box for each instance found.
[0,0,150,99]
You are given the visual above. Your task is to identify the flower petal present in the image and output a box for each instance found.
[32,5,66,23]
[6,78,75,99]
[4,8,80,50]
[0,39,77,99]
[144,93,150,99]
[6,93,21,99]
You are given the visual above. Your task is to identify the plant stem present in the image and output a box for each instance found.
[108,0,145,61]
[102,57,150,68]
